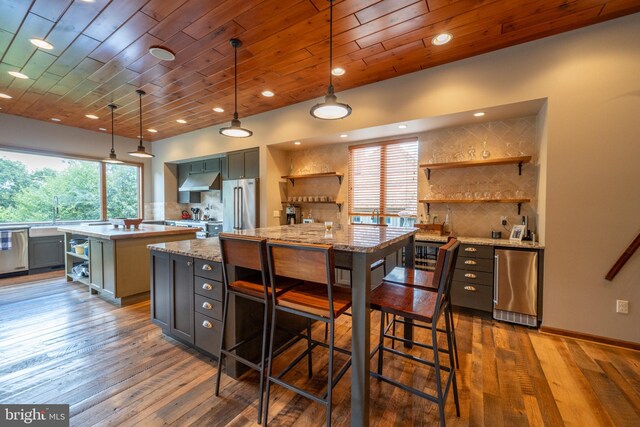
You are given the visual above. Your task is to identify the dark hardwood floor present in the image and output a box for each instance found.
[0,273,638,426]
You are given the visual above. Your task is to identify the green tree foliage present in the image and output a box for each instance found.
[0,158,31,209]
[0,155,140,223]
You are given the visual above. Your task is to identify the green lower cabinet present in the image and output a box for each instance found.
[89,238,115,297]
[29,236,64,271]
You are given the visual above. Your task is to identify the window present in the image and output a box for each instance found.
[348,138,418,227]
[0,150,142,223]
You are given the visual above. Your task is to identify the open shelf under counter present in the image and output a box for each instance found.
[419,198,531,214]
[66,250,88,261]
[281,172,343,186]
[420,156,532,179]
[66,273,90,286]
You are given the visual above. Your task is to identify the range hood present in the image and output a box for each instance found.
[179,171,221,192]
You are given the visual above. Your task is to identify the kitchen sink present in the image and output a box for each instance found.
[28,226,64,237]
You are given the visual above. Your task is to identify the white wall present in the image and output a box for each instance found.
[0,114,153,205]
[123,13,640,343]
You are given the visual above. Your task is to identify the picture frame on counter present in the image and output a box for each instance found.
[510,224,526,241]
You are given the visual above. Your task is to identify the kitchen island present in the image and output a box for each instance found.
[59,224,197,305]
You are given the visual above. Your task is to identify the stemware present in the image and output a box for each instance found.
[481,141,490,159]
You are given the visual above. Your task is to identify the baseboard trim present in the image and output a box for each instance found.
[540,326,640,351]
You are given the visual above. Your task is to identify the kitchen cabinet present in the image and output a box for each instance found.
[151,251,171,329]
[169,254,195,344]
[89,238,115,297]
[227,148,259,179]
[450,243,494,312]
[178,163,202,204]
[29,235,64,271]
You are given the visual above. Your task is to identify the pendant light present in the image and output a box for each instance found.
[220,38,252,138]
[103,103,123,164]
[128,89,155,158]
[310,0,352,120]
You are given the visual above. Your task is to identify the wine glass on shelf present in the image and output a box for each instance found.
[483,181,492,200]
[481,141,490,159]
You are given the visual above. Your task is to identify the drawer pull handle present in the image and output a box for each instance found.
[202,320,212,329]
[464,247,477,252]
[464,273,477,279]
[202,302,213,310]
[202,283,213,291]
[201,264,213,271]
[187,261,193,266]
[464,260,477,265]
[464,285,477,292]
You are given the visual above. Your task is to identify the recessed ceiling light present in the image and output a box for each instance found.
[8,71,28,79]
[473,112,485,117]
[176,119,187,124]
[29,39,54,50]
[99,128,107,131]
[0,93,13,99]
[79,0,96,3]
[340,134,348,138]
[398,124,408,129]
[149,46,175,61]
[85,114,99,119]
[147,128,158,133]
[431,33,453,46]
[261,90,274,97]
[213,107,224,113]
[51,118,61,122]
[294,141,301,145]
[331,67,345,76]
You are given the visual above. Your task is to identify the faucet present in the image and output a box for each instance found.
[372,208,380,224]
[52,196,59,224]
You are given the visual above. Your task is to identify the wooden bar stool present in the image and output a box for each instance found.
[214,233,299,424]
[382,256,459,367]
[369,239,460,427]
[263,241,352,427]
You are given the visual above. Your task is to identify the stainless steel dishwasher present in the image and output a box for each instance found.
[0,228,29,275]
[493,249,538,327]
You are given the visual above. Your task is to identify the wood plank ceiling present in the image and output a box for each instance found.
[0,0,639,141]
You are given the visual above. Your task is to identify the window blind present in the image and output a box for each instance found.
[348,138,418,218]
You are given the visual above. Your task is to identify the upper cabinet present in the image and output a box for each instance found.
[227,148,259,180]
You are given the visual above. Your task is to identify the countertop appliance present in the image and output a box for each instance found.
[223,178,258,232]
[285,205,301,225]
[191,208,202,220]
[171,220,222,239]
[0,228,29,276]
[493,248,539,327]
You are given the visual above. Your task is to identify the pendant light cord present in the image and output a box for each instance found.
[234,43,238,120]
[138,91,143,143]
[111,105,115,150]
[328,0,334,90]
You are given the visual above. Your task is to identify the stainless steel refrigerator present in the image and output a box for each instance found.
[223,178,259,232]
[493,249,538,327]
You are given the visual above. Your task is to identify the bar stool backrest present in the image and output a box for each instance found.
[266,241,336,315]
[432,238,460,320]
[219,233,269,298]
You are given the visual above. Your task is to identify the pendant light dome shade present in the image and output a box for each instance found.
[310,0,351,120]
[129,89,155,158]
[103,104,123,164]
[220,39,252,138]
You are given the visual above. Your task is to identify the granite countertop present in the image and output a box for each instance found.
[416,232,545,249]
[57,224,198,241]
[236,223,417,253]
[148,237,222,262]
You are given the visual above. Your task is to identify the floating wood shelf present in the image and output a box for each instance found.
[282,201,343,212]
[420,156,532,179]
[419,198,531,214]
[281,172,343,186]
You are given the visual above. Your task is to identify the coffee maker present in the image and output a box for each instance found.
[285,206,301,225]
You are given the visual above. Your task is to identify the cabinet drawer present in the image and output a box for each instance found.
[451,280,493,312]
[194,259,222,281]
[460,244,493,259]
[195,294,222,320]
[456,256,494,273]
[194,276,223,301]
[453,269,493,286]
[194,312,222,357]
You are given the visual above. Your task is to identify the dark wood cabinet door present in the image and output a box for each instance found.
[150,251,171,329]
[170,254,195,344]
[243,149,259,178]
[29,236,64,270]
[203,158,220,173]
[227,151,244,179]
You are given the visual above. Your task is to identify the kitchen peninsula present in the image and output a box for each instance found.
[59,224,197,305]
